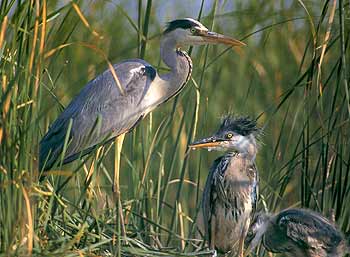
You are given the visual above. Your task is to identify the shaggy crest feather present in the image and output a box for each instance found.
[219,115,261,136]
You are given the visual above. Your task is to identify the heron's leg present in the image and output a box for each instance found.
[113,134,126,236]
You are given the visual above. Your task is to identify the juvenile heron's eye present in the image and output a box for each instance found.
[226,133,233,139]
[190,28,196,34]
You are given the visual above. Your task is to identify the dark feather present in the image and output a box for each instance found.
[250,163,259,214]
[276,209,343,250]
[202,154,231,245]
[219,115,261,136]
[164,18,201,34]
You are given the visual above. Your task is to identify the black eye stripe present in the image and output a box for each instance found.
[164,19,202,34]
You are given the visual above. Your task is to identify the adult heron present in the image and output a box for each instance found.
[245,208,350,257]
[39,18,245,188]
[189,116,260,257]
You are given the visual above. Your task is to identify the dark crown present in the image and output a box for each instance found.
[219,115,261,136]
[164,18,200,34]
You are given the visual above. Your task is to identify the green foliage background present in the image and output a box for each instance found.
[0,0,349,256]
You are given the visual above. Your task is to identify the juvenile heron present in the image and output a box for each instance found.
[189,116,261,257]
[245,208,350,257]
[39,18,245,186]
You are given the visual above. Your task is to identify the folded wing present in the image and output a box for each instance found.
[39,59,156,171]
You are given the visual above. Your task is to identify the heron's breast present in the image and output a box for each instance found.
[213,204,252,252]
[211,170,253,252]
[141,76,169,112]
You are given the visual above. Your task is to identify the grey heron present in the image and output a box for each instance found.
[245,208,350,257]
[189,116,260,257]
[39,18,245,183]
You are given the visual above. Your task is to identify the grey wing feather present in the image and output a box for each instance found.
[277,209,342,250]
[201,155,230,244]
[201,158,219,244]
[251,162,259,214]
[39,59,156,171]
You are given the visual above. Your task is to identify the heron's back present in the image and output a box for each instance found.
[39,59,156,171]
[263,209,347,257]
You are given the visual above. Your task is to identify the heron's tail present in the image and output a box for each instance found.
[39,117,69,174]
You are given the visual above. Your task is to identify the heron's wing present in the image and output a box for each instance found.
[250,162,259,215]
[39,59,156,171]
[201,158,217,243]
[201,155,231,244]
[276,209,342,250]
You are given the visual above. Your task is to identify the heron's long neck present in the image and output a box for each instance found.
[158,37,192,101]
[238,136,257,162]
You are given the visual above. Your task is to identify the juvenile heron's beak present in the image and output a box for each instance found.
[189,136,225,149]
[199,31,246,47]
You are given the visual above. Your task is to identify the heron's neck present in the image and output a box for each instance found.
[246,139,257,161]
[232,136,258,162]
[158,37,192,100]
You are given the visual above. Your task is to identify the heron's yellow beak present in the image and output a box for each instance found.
[189,136,225,149]
[198,31,246,47]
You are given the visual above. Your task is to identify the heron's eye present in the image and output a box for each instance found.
[190,28,197,34]
[226,133,233,139]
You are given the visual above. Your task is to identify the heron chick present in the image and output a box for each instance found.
[190,116,261,257]
[245,208,350,257]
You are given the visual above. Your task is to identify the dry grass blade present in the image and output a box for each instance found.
[317,0,337,95]
[28,0,40,75]
[44,41,125,95]
[21,186,33,255]
[71,2,102,39]
[34,0,47,96]
[0,15,8,49]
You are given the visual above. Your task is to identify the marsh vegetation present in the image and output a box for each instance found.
[0,0,349,256]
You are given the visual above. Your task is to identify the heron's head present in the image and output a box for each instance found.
[189,116,261,159]
[163,18,245,47]
[244,212,270,255]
